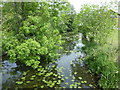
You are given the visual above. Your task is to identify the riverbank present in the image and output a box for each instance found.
[83,30,119,88]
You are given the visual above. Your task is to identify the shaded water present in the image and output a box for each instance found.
[56,33,97,88]
[1,33,98,89]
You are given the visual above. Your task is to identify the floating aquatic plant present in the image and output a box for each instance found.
[65,82,68,85]
[26,81,30,83]
[72,76,75,79]
[16,81,23,84]
[30,77,34,80]
[65,77,68,79]
[40,86,44,88]
[78,86,82,88]
[78,77,82,80]
[81,80,87,83]
[71,79,75,82]
[23,72,27,76]
[89,84,93,87]
[21,77,25,80]
[74,72,77,75]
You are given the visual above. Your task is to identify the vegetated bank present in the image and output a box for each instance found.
[73,4,119,88]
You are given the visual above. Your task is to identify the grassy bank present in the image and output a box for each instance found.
[83,30,119,88]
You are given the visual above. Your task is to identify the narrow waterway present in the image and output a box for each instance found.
[56,33,97,88]
[1,33,98,89]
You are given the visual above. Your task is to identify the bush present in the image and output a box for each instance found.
[2,15,63,69]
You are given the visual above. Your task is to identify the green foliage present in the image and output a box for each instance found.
[2,1,77,69]
[2,2,39,32]
[2,2,67,69]
[0,31,2,56]
[2,31,19,52]
[85,44,118,86]
[49,2,76,33]
[3,24,63,69]
[8,39,41,68]
[79,4,118,88]
[74,4,117,44]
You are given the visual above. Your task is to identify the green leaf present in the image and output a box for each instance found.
[74,72,77,75]
[78,77,82,80]
[21,77,25,80]
[16,81,23,84]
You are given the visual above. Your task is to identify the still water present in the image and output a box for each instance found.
[1,33,98,89]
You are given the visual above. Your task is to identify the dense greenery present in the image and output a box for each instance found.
[74,4,118,88]
[2,1,76,68]
[2,1,119,89]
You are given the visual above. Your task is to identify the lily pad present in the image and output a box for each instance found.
[74,72,77,75]
[65,82,68,85]
[78,77,82,80]
[26,81,30,83]
[89,84,93,87]
[30,77,34,80]
[31,75,36,78]
[23,72,27,75]
[58,76,61,78]
[72,76,75,79]
[21,77,25,80]
[71,79,74,82]
[16,81,23,84]
[65,77,68,79]
[41,86,44,88]
[78,86,82,88]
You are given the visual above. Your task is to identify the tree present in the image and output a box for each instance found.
[74,4,117,44]
[2,2,65,69]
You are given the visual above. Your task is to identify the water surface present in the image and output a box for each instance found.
[1,33,98,89]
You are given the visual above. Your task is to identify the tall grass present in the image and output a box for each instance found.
[83,30,119,88]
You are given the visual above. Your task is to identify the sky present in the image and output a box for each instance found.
[68,0,119,13]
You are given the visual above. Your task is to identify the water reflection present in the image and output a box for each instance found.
[2,60,21,88]
[56,33,97,88]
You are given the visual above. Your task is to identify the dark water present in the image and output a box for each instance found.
[1,33,98,89]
